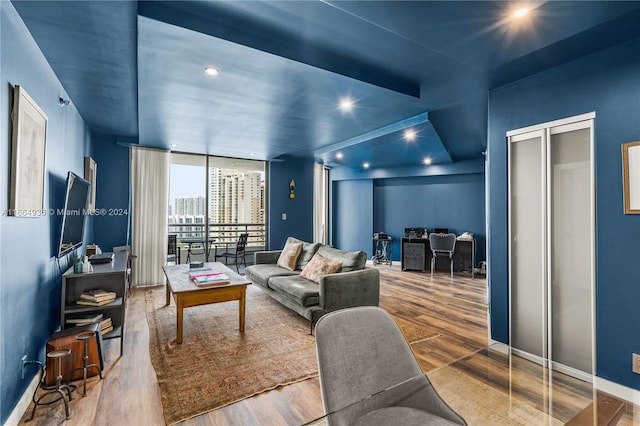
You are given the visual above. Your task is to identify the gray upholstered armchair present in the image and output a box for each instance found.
[315,306,466,425]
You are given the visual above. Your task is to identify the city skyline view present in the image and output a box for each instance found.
[169,164,206,206]
[170,165,265,203]
[169,164,265,225]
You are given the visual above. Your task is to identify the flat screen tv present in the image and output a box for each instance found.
[58,171,91,257]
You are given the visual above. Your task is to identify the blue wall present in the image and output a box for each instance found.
[268,156,314,249]
[330,159,486,263]
[373,174,485,263]
[91,133,131,251]
[488,37,640,390]
[0,3,92,422]
[332,180,374,255]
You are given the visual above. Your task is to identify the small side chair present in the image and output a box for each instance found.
[167,234,180,265]
[429,233,457,278]
[114,245,137,295]
[214,233,248,272]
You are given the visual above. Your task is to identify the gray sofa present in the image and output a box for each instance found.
[245,237,380,329]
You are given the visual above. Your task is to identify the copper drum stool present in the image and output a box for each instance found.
[29,349,74,421]
[70,331,103,396]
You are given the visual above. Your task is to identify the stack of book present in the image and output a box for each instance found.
[66,312,104,327]
[189,268,230,287]
[66,313,113,335]
[76,289,116,306]
[99,317,113,335]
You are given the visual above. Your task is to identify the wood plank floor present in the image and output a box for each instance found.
[19,265,639,425]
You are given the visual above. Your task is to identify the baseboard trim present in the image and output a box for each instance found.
[511,348,547,366]
[489,340,510,355]
[594,376,640,405]
[488,344,639,405]
[5,372,39,426]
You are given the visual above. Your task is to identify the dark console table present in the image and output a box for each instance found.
[401,237,476,277]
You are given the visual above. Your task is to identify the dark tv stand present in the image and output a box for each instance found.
[60,251,128,356]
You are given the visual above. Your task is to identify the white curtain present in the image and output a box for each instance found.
[313,163,328,244]
[131,147,170,287]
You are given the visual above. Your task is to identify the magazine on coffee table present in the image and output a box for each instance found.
[189,268,230,287]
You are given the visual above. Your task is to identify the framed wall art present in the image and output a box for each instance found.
[622,141,640,214]
[84,156,97,212]
[9,85,48,217]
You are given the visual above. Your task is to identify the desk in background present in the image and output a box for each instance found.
[401,237,476,277]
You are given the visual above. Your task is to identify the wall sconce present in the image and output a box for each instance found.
[289,179,295,199]
[58,97,70,107]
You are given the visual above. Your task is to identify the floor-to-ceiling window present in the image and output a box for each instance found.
[169,153,267,264]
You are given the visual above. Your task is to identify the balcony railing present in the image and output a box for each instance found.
[167,222,266,264]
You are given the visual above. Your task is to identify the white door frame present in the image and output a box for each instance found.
[507,112,595,382]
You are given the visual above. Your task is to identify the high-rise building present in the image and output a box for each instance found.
[168,214,205,238]
[208,168,262,224]
[208,168,223,223]
[174,195,205,216]
[259,180,265,224]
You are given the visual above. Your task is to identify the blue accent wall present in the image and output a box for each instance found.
[92,132,131,251]
[373,174,485,263]
[330,159,486,263]
[0,3,92,422]
[488,37,640,389]
[332,180,374,255]
[268,156,314,249]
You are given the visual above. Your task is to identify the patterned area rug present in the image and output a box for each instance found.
[145,285,438,424]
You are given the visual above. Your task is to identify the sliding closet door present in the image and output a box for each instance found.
[549,125,593,376]
[508,113,594,380]
[509,132,546,359]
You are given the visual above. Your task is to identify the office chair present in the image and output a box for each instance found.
[429,233,457,278]
[315,306,466,425]
[214,233,248,272]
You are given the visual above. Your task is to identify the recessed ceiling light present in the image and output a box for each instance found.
[423,157,432,165]
[513,8,529,18]
[336,152,343,160]
[363,162,370,169]
[339,97,354,112]
[204,66,219,76]
[404,129,417,142]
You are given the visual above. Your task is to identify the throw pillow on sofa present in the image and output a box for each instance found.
[277,242,303,271]
[300,253,342,283]
[317,245,366,272]
[285,237,321,270]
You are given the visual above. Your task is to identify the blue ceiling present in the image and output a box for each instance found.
[11,1,640,169]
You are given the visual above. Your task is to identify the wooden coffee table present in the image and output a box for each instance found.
[162,262,251,344]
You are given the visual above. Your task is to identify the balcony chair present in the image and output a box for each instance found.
[315,306,466,425]
[429,233,457,278]
[214,233,248,272]
[167,234,180,265]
